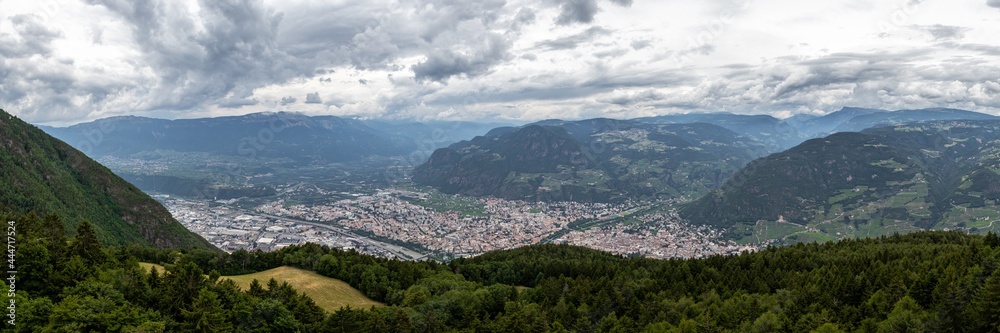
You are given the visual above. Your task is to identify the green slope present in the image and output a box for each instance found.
[682,120,1000,242]
[0,109,214,249]
[414,118,768,202]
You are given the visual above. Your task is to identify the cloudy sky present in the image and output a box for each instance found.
[2,0,999,125]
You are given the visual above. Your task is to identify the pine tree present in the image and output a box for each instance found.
[985,232,1000,248]
[181,289,232,333]
[973,268,1000,332]
[71,220,106,265]
[148,266,161,289]
[248,279,266,298]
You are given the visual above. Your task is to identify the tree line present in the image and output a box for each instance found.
[5,209,1000,332]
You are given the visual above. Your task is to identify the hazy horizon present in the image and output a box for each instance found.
[29,106,952,128]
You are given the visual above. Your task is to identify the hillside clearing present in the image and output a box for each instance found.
[139,263,381,312]
[222,266,384,312]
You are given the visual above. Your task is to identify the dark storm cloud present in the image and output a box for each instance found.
[305,92,322,104]
[556,0,600,25]
[0,15,62,57]
[330,0,509,71]
[0,14,87,122]
[267,0,519,84]
[514,8,537,27]
[413,0,507,42]
[769,52,920,99]
[412,33,512,83]
[4,0,661,123]
[552,0,634,25]
[630,39,652,50]
[538,26,612,50]
[85,0,307,111]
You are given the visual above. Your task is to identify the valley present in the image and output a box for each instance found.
[162,184,744,260]
[9,2,1000,330]
[34,108,1000,260]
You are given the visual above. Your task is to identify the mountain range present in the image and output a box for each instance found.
[0,109,214,249]
[413,118,768,202]
[633,107,1000,152]
[681,120,1000,242]
[40,112,415,163]
[39,107,994,164]
[29,107,998,240]
[633,112,806,151]
[413,107,998,204]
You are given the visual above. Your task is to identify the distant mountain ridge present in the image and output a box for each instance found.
[413,118,769,202]
[632,112,806,152]
[789,107,887,137]
[633,107,997,151]
[362,120,515,152]
[41,112,415,163]
[832,108,997,133]
[38,107,996,163]
[0,109,214,249]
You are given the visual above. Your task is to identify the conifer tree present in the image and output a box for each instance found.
[71,220,106,265]
[973,268,1000,332]
[181,289,232,333]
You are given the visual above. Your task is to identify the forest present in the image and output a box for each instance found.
[4,209,1000,332]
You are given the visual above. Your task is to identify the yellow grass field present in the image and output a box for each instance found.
[222,266,384,312]
[139,262,166,273]
[138,263,382,312]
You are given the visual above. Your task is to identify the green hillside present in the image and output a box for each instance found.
[0,109,213,249]
[414,118,768,202]
[681,120,1000,243]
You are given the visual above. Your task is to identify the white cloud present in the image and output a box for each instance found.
[1,0,999,125]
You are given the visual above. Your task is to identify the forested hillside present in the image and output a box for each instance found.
[682,120,1000,242]
[414,118,767,202]
[0,109,213,249]
[8,206,1000,332]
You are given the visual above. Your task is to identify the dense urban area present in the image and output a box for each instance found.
[160,187,753,260]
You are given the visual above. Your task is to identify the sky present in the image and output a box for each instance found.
[1,0,999,125]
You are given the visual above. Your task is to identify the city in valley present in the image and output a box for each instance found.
[159,186,755,261]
